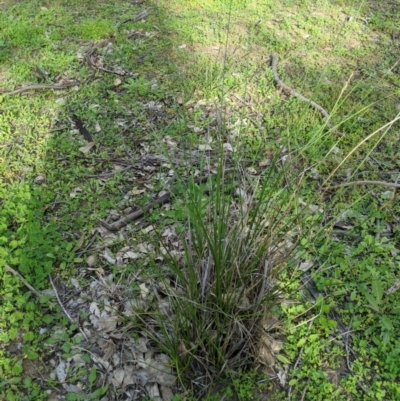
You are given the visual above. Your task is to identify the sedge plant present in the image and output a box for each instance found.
[136,138,312,395]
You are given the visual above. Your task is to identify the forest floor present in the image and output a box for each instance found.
[0,0,400,400]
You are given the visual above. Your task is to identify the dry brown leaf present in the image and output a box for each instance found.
[259,159,272,167]
[299,261,313,272]
[79,142,96,154]
[199,144,212,151]
[247,167,257,175]
[34,175,46,184]
[160,385,174,401]
[70,187,82,198]
[86,254,97,267]
[139,283,150,299]
[131,187,146,195]
[96,315,118,333]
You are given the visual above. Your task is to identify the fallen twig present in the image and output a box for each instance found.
[49,275,89,341]
[98,192,171,231]
[0,81,79,96]
[325,180,400,190]
[86,165,134,178]
[386,280,400,295]
[121,8,151,25]
[5,265,41,298]
[270,54,342,136]
[98,170,233,231]
[85,39,130,76]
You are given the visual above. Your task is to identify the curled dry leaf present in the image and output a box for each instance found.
[184,99,195,108]
[131,337,149,353]
[111,368,125,387]
[137,243,154,253]
[131,187,146,195]
[34,175,46,184]
[123,250,141,260]
[142,225,154,234]
[160,385,174,401]
[62,384,83,394]
[102,248,116,264]
[79,142,96,154]
[277,368,288,387]
[89,302,101,317]
[147,361,176,386]
[70,187,82,198]
[247,167,258,175]
[299,261,313,272]
[146,383,161,401]
[96,314,118,333]
[258,342,275,367]
[71,353,86,368]
[223,142,234,152]
[387,280,400,294]
[259,159,272,167]
[309,204,323,213]
[198,144,212,151]
[139,283,150,299]
[164,139,177,148]
[55,359,68,382]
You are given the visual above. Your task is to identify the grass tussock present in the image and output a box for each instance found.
[138,149,306,393]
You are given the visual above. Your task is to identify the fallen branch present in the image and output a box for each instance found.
[325,180,400,190]
[121,8,151,25]
[85,40,131,77]
[49,275,89,342]
[86,165,134,178]
[5,265,41,298]
[98,170,233,231]
[0,81,79,96]
[270,54,343,137]
[98,192,171,231]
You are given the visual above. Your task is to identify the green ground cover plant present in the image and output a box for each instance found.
[0,0,399,399]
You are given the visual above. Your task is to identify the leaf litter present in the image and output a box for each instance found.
[1,4,316,400]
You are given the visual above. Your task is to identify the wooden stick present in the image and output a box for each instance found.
[98,170,234,231]
[270,54,343,136]
[49,275,89,341]
[1,82,79,96]
[5,265,41,298]
[98,192,171,231]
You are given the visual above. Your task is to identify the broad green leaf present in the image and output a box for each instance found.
[372,275,383,305]
[381,315,393,331]
[364,292,380,312]
[23,376,32,388]
[23,332,34,341]
[276,354,291,364]
[27,351,38,360]
[88,367,97,386]
[90,385,109,397]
